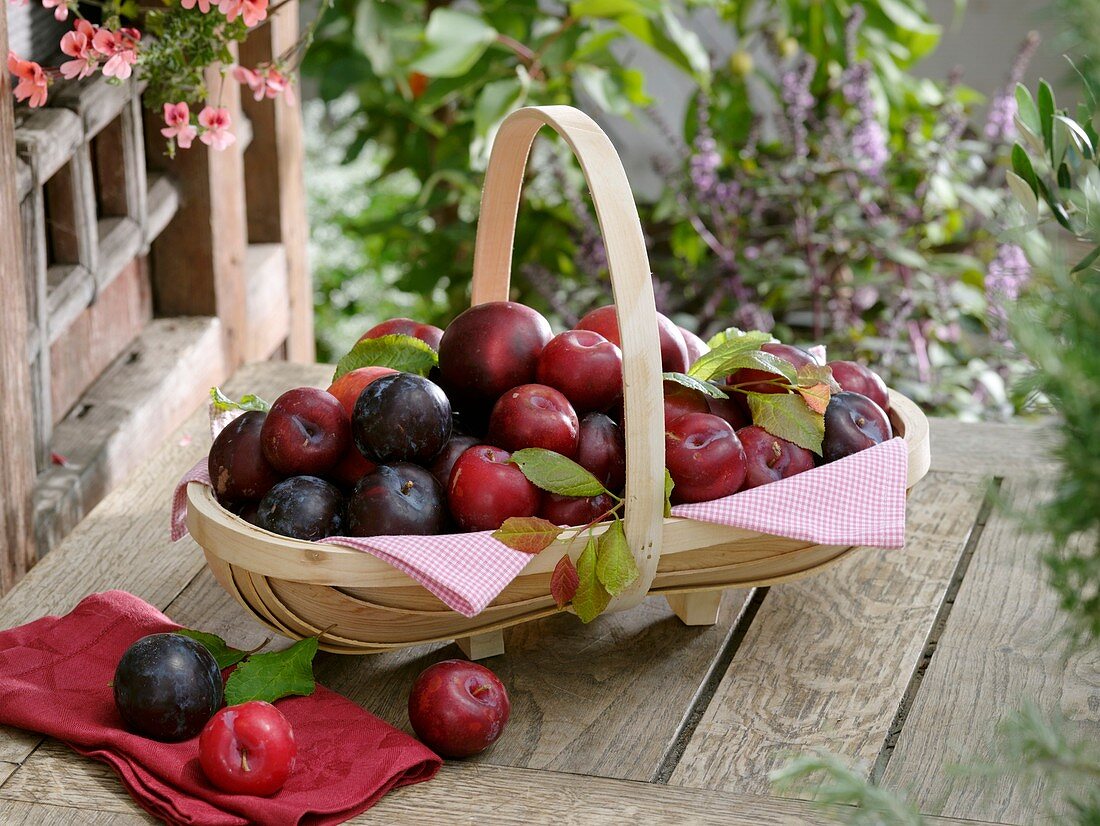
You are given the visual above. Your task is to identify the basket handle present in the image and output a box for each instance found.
[470,106,665,613]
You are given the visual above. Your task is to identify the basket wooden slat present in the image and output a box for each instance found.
[186,106,932,658]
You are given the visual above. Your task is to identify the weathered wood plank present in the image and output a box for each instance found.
[32,317,226,558]
[148,62,249,370]
[0,739,996,825]
[927,417,1058,476]
[96,217,144,291]
[0,9,37,594]
[668,471,990,795]
[48,258,152,423]
[144,174,179,244]
[167,566,754,782]
[14,108,83,183]
[881,476,1100,824]
[51,74,141,141]
[0,801,153,825]
[21,186,51,473]
[243,242,290,361]
[240,9,314,362]
[0,761,16,788]
[41,144,97,272]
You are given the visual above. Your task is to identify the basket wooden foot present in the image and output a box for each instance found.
[666,591,722,626]
[454,629,505,660]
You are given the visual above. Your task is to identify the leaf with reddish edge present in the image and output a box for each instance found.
[550,555,579,609]
[491,516,564,554]
[797,383,831,415]
[797,363,841,392]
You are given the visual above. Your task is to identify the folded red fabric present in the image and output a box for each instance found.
[0,590,440,825]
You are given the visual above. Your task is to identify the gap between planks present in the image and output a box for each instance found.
[870,478,1002,783]
[651,587,769,783]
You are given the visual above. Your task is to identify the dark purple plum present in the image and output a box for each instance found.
[347,463,447,537]
[705,393,750,431]
[737,425,816,489]
[428,434,480,490]
[208,411,283,506]
[540,492,615,527]
[575,413,626,494]
[353,373,452,465]
[822,391,892,463]
[257,476,345,540]
[113,633,222,741]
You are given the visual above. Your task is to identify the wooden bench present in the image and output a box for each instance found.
[0,360,1092,823]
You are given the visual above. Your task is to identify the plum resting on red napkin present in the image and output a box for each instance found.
[0,590,440,826]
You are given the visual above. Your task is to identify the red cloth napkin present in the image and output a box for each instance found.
[0,590,440,825]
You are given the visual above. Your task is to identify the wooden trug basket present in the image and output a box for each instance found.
[187,106,931,660]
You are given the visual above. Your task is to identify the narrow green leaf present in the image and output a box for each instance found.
[1055,115,1093,158]
[1015,83,1041,135]
[210,387,270,413]
[332,334,438,382]
[224,636,318,705]
[1072,244,1100,274]
[663,468,674,517]
[1038,80,1055,154]
[595,518,639,597]
[747,393,825,455]
[1011,143,1039,194]
[662,372,727,398]
[510,448,608,497]
[491,517,564,553]
[1006,171,1040,222]
[177,629,248,669]
[572,537,611,623]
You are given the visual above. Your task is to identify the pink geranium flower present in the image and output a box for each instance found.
[92,27,140,80]
[180,0,213,12]
[198,106,236,151]
[41,0,68,21]
[59,21,99,79]
[232,63,295,104]
[160,102,198,149]
[7,52,49,108]
[218,0,267,27]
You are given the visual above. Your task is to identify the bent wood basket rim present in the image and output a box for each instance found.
[186,105,933,653]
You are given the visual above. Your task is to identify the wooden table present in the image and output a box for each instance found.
[0,362,1095,825]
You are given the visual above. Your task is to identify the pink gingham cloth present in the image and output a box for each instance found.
[171,437,907,618]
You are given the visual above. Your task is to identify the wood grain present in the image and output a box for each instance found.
[240,10,314,362]
[166,564,754,781]
[668,471,989,795]
[148,61,249,370]
[881,476,1100,823]
[927,417,1058,476]
[0,740,1001,825]
[0,8,37,594]
[48,257,152,422]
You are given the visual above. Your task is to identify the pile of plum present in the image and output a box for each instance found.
[208,301,893,541]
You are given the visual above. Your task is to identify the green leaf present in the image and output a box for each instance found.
[550,554,579,609]
[1011,143,1039,194]
[569,0,662,19]
[1055,115,1093,158]
[1006,171,1040,222]
[224,636,318,705]
[688,330,779,381]
[353,0,395,75]
[1072,244,1100,274]
[658,6,711,82]
[410,9,497,78]
[797,363,841,392]
[1038,79,1055,153]
[747,393,825,455]
[576,65,632,117]
[332,334,438,381]
[595,518,639,597]
[883,245,927,270]
[177,629,248,669]
[572,537,611,623]
[705,327,774,349]
[692,348,798,386]
[509,448,609,497]
[663,468,674,517]
[1015,83,1041,135]
[209,387,270,414]
[662,372,727,398]
[474,78,525,142]
[491,516,564,553]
